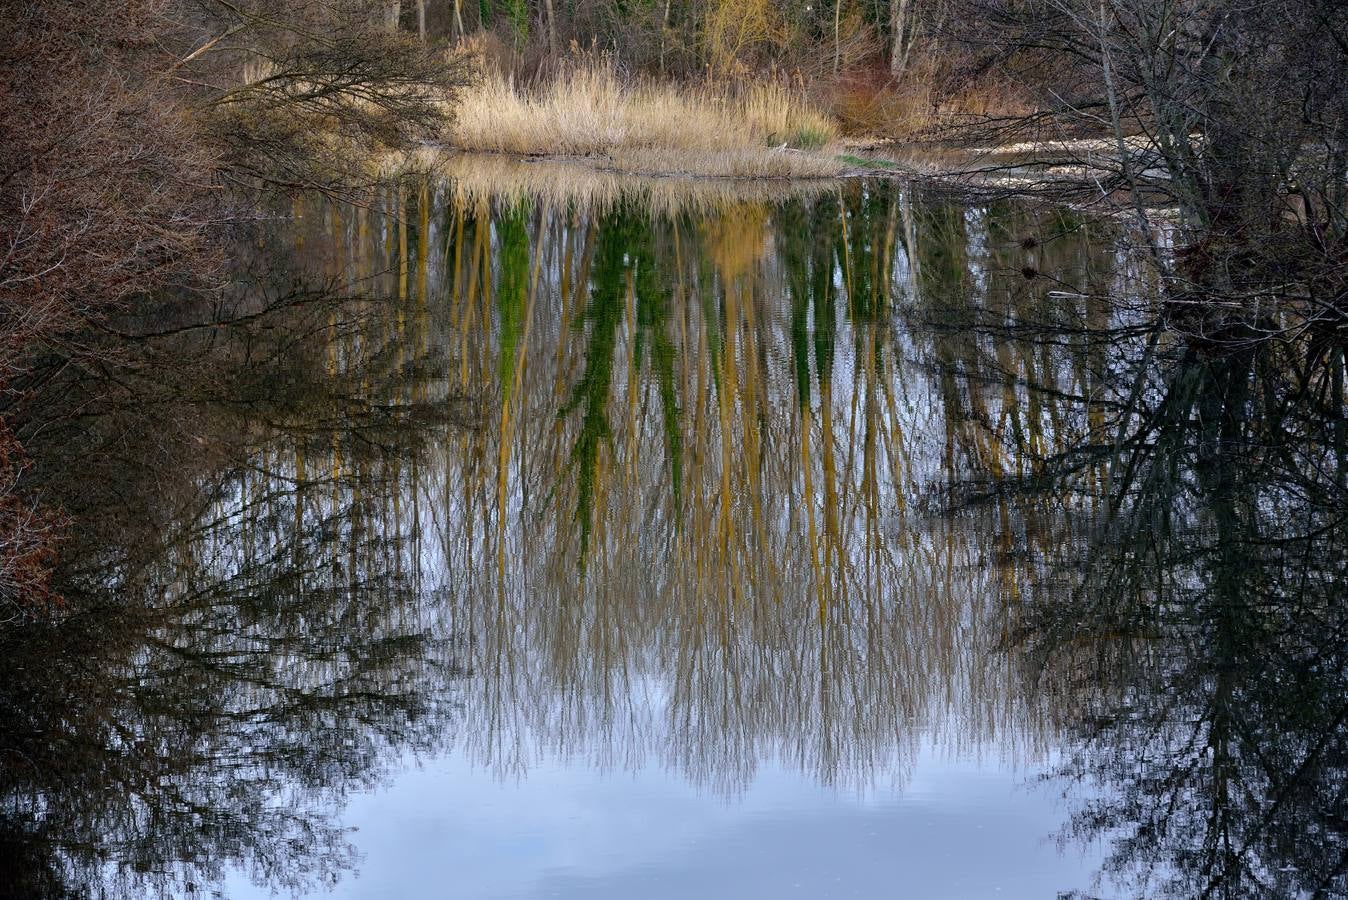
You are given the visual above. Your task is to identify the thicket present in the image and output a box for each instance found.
[0,0,465,620]
[951,0,1348,345]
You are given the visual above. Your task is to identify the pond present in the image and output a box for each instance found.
[3,169,1345,899]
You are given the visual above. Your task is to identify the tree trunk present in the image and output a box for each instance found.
[452,0,464,38]
[385,1,401,30]
[833,0,842,74]
[889,0,912,78]
[417,0,426,40]
[542,0,556,54]
[660,0,672,74]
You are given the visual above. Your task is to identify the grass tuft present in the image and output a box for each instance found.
[445,63,840,177]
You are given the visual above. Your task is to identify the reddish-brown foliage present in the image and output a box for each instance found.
[0,1,213,615]
[0,424,66,620]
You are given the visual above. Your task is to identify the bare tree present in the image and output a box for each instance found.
[949,0,1348,344]
[0,0,468,616]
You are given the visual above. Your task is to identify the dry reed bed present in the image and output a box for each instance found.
[445,67,845,179]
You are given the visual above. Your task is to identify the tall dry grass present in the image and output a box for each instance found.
[445,64,842,178]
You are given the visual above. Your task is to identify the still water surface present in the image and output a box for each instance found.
[5,169,1344,899]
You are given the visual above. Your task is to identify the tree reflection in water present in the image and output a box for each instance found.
[939,237,1348,896]
[0,171,1343,898]
[0,214,470,897]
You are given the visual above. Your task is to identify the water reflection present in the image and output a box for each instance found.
[399,181,1099,795]
[985,327,1348,897]
[3,171,1344,898]
[2,269,468,896]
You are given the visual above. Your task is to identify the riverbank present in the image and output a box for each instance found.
[440,64,846,178]
[426,59,1137,190]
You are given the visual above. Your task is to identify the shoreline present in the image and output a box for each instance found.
[375,137,1175,224]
